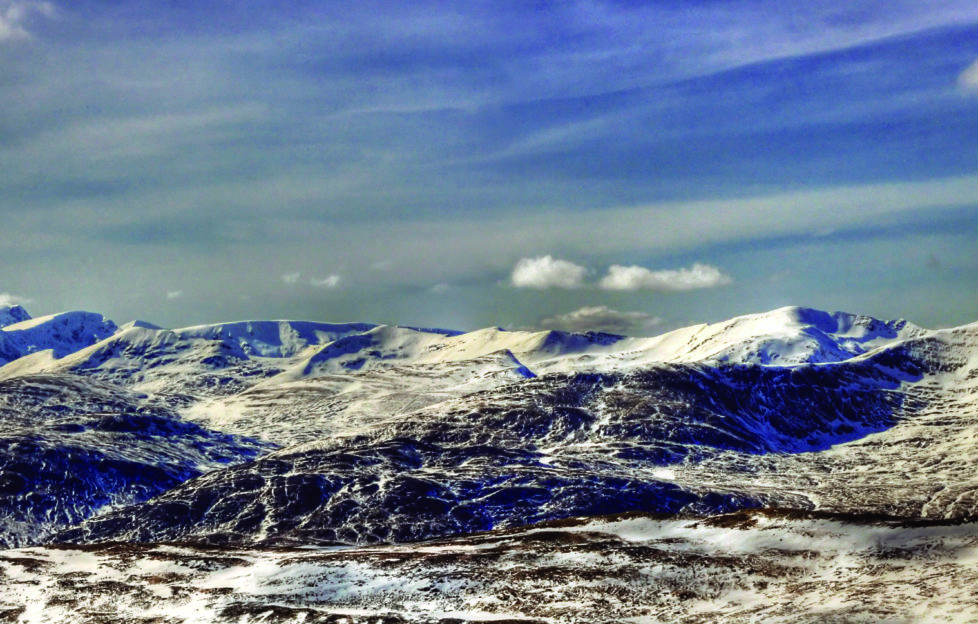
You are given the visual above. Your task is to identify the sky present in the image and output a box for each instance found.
[1,0,977,334]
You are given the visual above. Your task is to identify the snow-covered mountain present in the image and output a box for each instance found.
[54,333,937,546]
[0,305,29,328]
[0,303,976,621]
[0,303,972,548]
[0,372,271,547]
[0,309,117,366]
[595,305,923,367]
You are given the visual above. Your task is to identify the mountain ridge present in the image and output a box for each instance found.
[0,303,973,549]
[0,304,931,380]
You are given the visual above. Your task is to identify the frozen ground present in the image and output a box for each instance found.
[3,510,978,623]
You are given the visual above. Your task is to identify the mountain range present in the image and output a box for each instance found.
[0,303,976,622]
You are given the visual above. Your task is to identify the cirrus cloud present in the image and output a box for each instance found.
[958,58,978,92]
[310,274,342,289]
[599,263,732,291]
[511,255,586,289]
[540,305,663,335]
[0,292,31,307]
[0,1,54,42]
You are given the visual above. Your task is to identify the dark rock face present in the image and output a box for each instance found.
[0,305,30,328]
[59,437,756,546]
[58,351,919,546]
[0,374,271,546]
[379,356,916,458]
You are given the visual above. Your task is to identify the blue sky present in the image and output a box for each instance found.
[1,0,977,332]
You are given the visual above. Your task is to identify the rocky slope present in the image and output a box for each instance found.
[0,373,270,547]
[0,304,974,548]
[57,351,920,546]
[4,510,978,623]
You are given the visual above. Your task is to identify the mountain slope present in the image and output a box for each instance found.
[0,304,973,549]
[0,310,118,366]
[0,373,271,547]
[0,305,30,328]
[56,327,940,546]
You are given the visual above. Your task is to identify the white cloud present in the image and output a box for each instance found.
[0,292,31,307]
[166,290,183,300]
[511,257,731,292]
[282,272,301,284]
[310,274,342,289]
[599,263,732,291]
[511,255,586,289]
[540,305,662,335]
[0,1,54,42]
[431,282,452,294]
[958,58,978,92]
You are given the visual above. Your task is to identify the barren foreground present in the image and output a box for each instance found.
[3,510,977,623]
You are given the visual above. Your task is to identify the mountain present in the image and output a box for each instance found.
[0,305,30,328]
[0,304,970,549]
[53,329,937,546]
[0,372,271,547]
[0,310,117,366]
[0,304,976,620]
[536,305,923,370]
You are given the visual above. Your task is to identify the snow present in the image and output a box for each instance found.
[173,319,379,358]
[0,310,118,363]
[0,304,30,327]
[541,305,924,372]
[0,305,933,392]
[3,513,978,623]
[0,304,975,621]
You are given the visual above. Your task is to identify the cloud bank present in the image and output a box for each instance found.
[511,258,731,292]
[540,306,662,335]
[599,263,732,291]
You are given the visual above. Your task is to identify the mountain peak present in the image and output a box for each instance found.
[693,306,922,365]
[0,310,118,364]
[0,304,30,328]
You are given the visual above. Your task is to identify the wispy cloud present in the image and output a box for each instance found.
[281,272,301,284]
[958,58,978,92]
[511,256,586,289]
[3,2,977,330]
[310,275,342,289]
[0,1,54,42]
[166,290,183,300]
[0,292,31,307]
[599,263,732,292]
[540,306,662,335]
